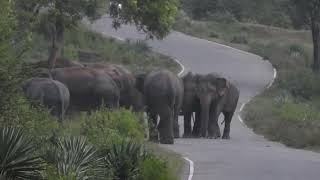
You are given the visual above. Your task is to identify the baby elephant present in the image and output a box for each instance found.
[22,78,70,121]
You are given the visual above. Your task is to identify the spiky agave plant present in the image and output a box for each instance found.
[45,136,100,180]
[104,140,148,180]
[0,127,44,180]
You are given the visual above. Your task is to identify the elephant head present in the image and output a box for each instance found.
[195,73,229,137]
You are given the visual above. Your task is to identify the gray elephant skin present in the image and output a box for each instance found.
[196,73,239,139]
[181,72,202,138]
[84,63,144,112]
[51,67,120,111]
[22,77,70,121]
[137,69,184,144]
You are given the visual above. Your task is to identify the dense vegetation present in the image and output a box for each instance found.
[180,0,300,29]
[175,2,320,150]
[0,0,181,179]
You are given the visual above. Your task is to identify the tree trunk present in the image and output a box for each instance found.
[311,20,320,72]
[48,17,64,70]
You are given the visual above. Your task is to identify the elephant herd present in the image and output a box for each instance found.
[22,59,239,144]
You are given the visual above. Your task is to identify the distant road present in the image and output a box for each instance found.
[89,16,320,180]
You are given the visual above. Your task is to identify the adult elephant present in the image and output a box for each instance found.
[21,77,70,121]
[84,63,144,112]
[51,67,120,111]
[196,73,239,139]
[137,69,184,144]
[181,72,201,138]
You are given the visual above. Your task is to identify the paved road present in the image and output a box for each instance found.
[89,16,320,180]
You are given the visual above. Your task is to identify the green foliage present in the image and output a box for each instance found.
[0,127,44,179]
[104,140,147,180]
[44,136,100,180]
[181,0,295,28]
[24,26,180,74]
[0,96,59,145]
[230,35,248,44]
[138,156,177,180]
[109,0,179,39]
[62,44,78,60]
[80,107,144,151]
[278,69,320,99]
[278,102,320,122]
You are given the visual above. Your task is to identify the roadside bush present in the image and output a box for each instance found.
[103,140,147,180]
[209,31,219,38]
[0,95,59,145]
[138,155,177,180]
[80,107,144,151]
[278,69,320,100]
[230,35,248,44]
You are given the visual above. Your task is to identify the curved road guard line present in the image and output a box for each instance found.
[174,58,186,77]
[238,67,277,125]
[184,157,194,180]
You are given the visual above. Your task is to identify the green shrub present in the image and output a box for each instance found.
[80,107,144,150]
[44,136,100,180]
[138,155,177,180]
[0,127,44,180]
[62,44,79,60]
[103,140,148,180]
[278,69,320,100]
[230,35,248,44]
[0,95,59,145]
[209,31,219,38]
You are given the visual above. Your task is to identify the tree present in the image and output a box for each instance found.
[16,0,178,69]
[15,0,103,70]
[291,0,320,71]
[109,0,178,39]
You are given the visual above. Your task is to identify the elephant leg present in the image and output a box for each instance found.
[183,112,192,138]
[148,110,159,143]
[222,111,233,139]
[208,106,221,139]
[192,111,201,137]
[173,108,180,138]
[158,106,174,144]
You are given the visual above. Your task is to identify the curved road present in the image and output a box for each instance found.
[89,16,320,180]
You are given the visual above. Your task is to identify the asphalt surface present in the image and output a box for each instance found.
[89,16,320,180]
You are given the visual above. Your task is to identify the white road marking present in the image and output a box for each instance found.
[238,115,244,124]
[184,157,194,180]
[267,68,277,89]
[174,58,186,77]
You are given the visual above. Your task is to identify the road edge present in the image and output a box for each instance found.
[238,67,277,124]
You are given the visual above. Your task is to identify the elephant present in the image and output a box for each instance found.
[84,63,144,112]
[21,77,70,121]
[196,73,239,139]
[50,67,120,111]
[181,72,201,138]
[136,70,184,144]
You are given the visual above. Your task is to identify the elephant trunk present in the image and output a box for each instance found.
[199,95,211,138]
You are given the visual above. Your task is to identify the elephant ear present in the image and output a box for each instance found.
[215,77,228,97]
